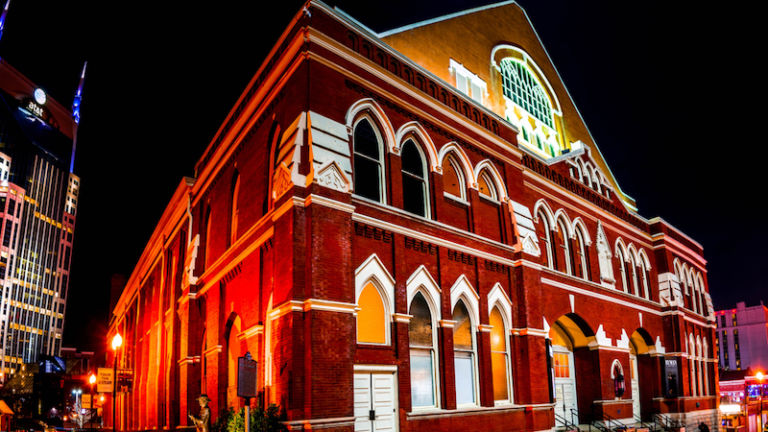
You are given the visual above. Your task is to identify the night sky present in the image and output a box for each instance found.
[0,1,760,353]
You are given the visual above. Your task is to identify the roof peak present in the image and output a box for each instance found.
[378,1,517,38]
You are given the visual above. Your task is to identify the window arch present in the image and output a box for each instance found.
[409,292,439,409]
[442,155,466,200]
[401,139,430,217]
[499,58,554,128]
[353,117,386,203]
[230,172,240,246]
[628,251,640,297]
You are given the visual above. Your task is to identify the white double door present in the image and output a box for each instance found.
[630,354,640,420]
[354,370,398,432]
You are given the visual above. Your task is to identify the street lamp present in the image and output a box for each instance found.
[111,333,122,432]
[89,373,97,429]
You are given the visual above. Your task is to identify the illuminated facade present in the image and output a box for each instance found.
[0,60,79,376]
[107,2,717,431]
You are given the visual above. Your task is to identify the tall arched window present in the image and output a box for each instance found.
[442,155,465,200]
[629,254,640,297]
[401,139,429,217]
[203,205,212,268]
[409,292,438,408]
[226,315,242,410]
[353,118,385,202]
[537,210,554,269]
[573,227,588,280]
[616,246,628,293]
[499,58,554,128]
[356,281,387,345]
[230,173,240,246]
[555,219,571,274]
[490,307,510,403]
[477,170,498,201]
[453,300,477,406]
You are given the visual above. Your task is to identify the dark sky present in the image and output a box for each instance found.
[0,1,761,352]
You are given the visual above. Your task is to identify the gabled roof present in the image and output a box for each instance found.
[374,1,637,210]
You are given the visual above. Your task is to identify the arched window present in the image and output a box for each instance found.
[490,307,510,403]
[401,139,429,217]
[203,205,212,268]
[616,246,628,293]
[555,219,571,274]
[226,315,242,410]
[689,336,696,396]
[453,300,477,406]
[629,254,640,297]
[230,173,240,246]
[409,292,438,408]
[353,118,385,202]
[477,170,498,201]
[442,155,465,200]
[537,210,554,269]
[356,282,387,345]
[573,227,588,280]
[201,329,207,394]
[499,58,554,128]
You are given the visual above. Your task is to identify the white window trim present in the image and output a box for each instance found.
[352,116,388,204]
[449,59,487,105]
[355,254,396,346]
[488,284,514,405]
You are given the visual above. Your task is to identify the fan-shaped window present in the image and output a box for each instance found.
[357,282,387,344]
[477,170,498,201]
[500,58,553,128]
[401,139,429,217]
[409,293,437,408]
[490,307,510,402]
[442,156,465,200]
[353,118,385,202]
[453,300,477,406]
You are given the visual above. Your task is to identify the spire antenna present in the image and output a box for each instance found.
[70,61,87,173]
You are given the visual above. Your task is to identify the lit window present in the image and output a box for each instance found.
[553,352,570,378]
[453,300,477,406]
[357,282,386,344]
[477,170,498,201]
[401,140,429,217]
[490,307,510,402]
[409,293,437,408]
[442,156,465,200]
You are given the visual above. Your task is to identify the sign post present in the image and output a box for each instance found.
[237,352,258,432]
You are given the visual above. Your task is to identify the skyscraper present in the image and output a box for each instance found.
[0,58,79,378]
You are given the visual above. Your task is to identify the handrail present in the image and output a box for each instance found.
[554,410,582,431]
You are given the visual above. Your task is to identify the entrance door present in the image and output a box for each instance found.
[553,348,578,426]
[630,354,640,421]
[354,371,398,432]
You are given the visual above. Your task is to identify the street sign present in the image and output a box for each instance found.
[97,368,114,393]
[237,352,258,398]
[82,394,92,409]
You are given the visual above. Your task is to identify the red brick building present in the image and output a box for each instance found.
[107,2,717,431]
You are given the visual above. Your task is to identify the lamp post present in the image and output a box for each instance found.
[111,333,122,432]
[89,373,96,429]
[758,372,765,432]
